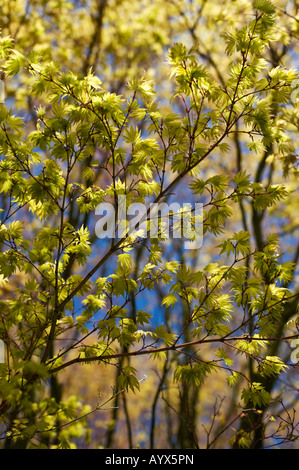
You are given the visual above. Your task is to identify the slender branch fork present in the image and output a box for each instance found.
[48,328,299,375]
[0,376,148,441]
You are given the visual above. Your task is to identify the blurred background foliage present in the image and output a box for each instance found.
[0,0,299,449]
